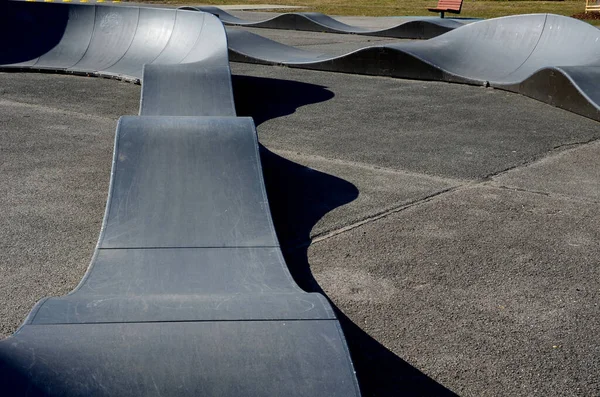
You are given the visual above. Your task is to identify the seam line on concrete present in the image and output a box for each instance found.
[288,184,464,249]
[484,183,600,205]
[550,137,600,152]
[0,98,120,122]
[272,148,464,185]
[294,38,399,48]
[488,136,600,181]
[305,168,600,247]
[98,246,281,250]
[282,132,600,247]
[29,318,338,326]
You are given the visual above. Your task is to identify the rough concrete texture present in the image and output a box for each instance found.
[0,73,140,336]
[306,185,600,397]
[1,33,600,397]
[231,63,600,180]
[0,72,141,118]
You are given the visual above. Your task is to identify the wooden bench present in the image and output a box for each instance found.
[586,0,600,13]
[428,0,463,18]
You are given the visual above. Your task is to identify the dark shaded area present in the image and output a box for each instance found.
[0,2,68,64]
[243,75,458,396]
[261,147,357,248]
[262,150,458,397]
[232,74,334,125]
[0,354,45,397]
[336,308,460,397]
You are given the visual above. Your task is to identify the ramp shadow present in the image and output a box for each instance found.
[232,74,335,126]
[245,76,457,396]
[262,149,457,397]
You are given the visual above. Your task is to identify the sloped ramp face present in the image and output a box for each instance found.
[226,14,600,121]
[0,2,236,92]
[0,2,360,396]
[187,5,469,39]
[0,117,359,396]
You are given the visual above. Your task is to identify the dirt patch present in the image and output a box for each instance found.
[572,11,600,20]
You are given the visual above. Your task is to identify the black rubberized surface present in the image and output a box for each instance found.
[0,2,360,395]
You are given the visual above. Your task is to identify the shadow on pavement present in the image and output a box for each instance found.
[234,74,458,396]
[232,74,334,126]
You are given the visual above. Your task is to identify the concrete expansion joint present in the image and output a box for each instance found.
[301,136,600,243]
[273,148,462,184]
[307,184,466,246]
[486,183,600,205]
[550,136,600,152]
[487,135,600,181]
[296,41,355,47]
[0,98,113,121]
[304,132,600,243]
[480,161,536,181]
[295,37,395,48]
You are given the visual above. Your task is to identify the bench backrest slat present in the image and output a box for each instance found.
[435,0,463,11]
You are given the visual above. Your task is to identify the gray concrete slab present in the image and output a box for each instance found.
[0,74,122,336]
[0,72,140,117]
[306,185,600,397]
[493,141,600,202]
[231,63,600,180]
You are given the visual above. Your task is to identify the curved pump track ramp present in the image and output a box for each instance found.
[184,5,470,39]
[0,2,361,396]
[226,14,600,121]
